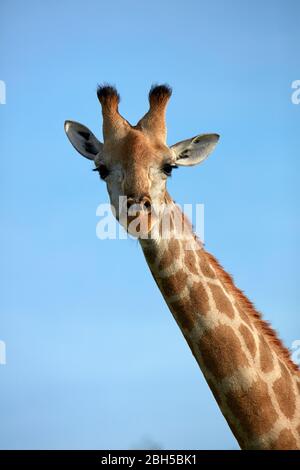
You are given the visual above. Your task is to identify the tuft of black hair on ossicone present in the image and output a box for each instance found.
[149,83,172,106]
[96,84,120,104]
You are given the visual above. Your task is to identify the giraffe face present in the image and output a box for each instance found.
[64,85,220,237]
[94,130,175,235]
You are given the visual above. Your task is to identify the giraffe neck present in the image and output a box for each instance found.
[140,198,300,450]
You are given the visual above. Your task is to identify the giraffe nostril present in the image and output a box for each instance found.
[143,199,151,211]
[127,198,134,210]
[126,196,151,213]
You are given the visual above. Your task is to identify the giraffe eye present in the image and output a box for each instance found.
[93,164,110,180]
[162,163,178,176]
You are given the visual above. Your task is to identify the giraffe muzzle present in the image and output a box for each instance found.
[120,196,158,238]
[126,196,152,215]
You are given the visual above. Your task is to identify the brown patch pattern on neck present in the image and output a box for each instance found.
[239,324,257,358]
[259,336,274,373]
[208,282,235,319]
[226,378,278,439]
[197,324,249,380]
[272,362,296,420]
[270,428,298,450]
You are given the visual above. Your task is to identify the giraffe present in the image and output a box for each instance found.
[64,84,300,449]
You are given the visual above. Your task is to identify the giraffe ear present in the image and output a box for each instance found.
[171,133,219,166]
[64,120,103,160]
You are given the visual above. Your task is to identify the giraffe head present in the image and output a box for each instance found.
[65,84,219,237]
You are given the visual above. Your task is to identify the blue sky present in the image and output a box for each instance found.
[0,0,299,450]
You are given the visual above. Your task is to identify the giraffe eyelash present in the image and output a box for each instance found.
[93,164,110,180]
[162,163,178,176]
